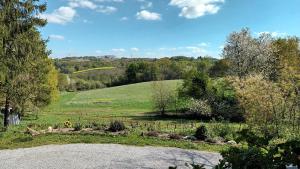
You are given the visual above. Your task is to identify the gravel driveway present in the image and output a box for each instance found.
[0,144,221,169]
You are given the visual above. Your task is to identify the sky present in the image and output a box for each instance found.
[39,0,300,58]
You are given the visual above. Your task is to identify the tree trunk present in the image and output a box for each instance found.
[4,97,10,127]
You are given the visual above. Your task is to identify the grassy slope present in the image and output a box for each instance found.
[0,80,229,152]
[39,80,181,124]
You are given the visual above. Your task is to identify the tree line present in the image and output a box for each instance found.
[55,56,219,91]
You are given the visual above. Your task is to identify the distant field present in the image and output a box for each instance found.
[72,67,116,74]
[38,80,182,124]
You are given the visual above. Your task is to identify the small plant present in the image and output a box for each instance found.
[195,125,208,140]
[64,120,72,128]
[53,124,60,129]
[188,99,212,117]
[73,122,82,131]
[108,120,125,132]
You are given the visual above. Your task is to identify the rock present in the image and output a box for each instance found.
[183,135,197,141]
[227,140,237,145]
[26,127,40,136]
[48,126,53,133]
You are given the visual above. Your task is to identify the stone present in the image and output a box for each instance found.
[48,126,53,133]
[227,140,237,145]
[183,135,197,141]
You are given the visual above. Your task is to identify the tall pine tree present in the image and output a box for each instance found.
[0,1,56,127]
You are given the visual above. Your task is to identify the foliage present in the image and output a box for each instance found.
[209,59,230,78]
[180,70,210,100]
[229,74,286,136]
[0,1,58,126]
[195,125,208,140]
[210,122,236,141]
[152,81,175,115]
[73,122,82,131]
[187,99,212,118]
[215,135,300,169]
[223,28,275,79]
[207,78,242,122]
[64,121,72,128]
[108,121,126,132]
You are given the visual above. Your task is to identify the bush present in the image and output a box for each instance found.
[64,120,72,128]
[188,99,212,117]
[73,122,82,131]
[53,124,60,129]
[195,125,208,140]
[108,121,125,132]
[216,140,300,169]
[216,146,271,169]
[210,122,236,141]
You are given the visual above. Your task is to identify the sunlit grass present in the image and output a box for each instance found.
[72,67,116,74]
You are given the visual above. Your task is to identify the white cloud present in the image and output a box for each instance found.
[112,48,126,52]
[256,31,287,37]
[136,10,161,21]
[69,0,117,14]
[97,6,117,14]
[131,47,139,52]
[40,6,76,24]
[169,0,225,19]
[96,0,124,2]
[69,0,97,9]
[120,16,129,21]
[185,46,207,54]
[138,0,153,9]
[96,50,102,54]
[49,34,65,41]
[198,42,209,47]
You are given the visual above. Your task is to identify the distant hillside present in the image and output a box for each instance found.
[54,56,219,92]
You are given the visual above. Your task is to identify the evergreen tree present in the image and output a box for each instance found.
[0,0,53,127]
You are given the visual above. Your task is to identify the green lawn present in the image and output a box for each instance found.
[0,80,234,152]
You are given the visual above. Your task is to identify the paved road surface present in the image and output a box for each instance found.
[0,144,221,169]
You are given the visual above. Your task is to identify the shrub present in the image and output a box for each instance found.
[73,122,82,131]
[210,122,236,141]
[216,146,271,169]
[188,99,212,117]
[64,120,72,128]
[108,121,125,132]
[195,125,208,140]
[53,124,60,129]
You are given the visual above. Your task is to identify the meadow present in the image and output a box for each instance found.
[0,80,238,152]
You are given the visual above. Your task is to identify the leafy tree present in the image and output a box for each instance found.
[0,1,55,126]
[179,70,210,99]
[152,81,175,115]
[57,73,69,91]
[209,59,230,77]
[229,74,285,136]
[272,37,300,130]
[223,28,275,79]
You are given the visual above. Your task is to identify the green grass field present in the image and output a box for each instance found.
[0,80,235,152]
[72,67,116,74]
[38,80,182,124]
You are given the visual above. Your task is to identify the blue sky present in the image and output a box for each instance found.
[40,0,300,58]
